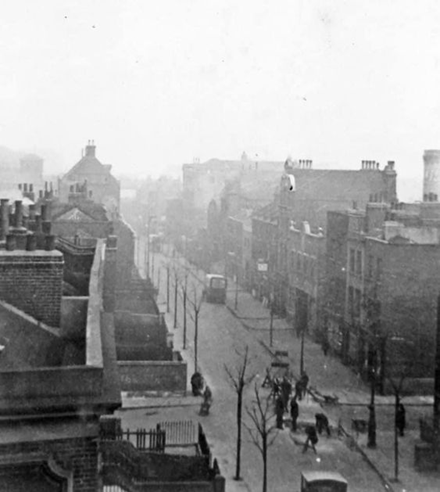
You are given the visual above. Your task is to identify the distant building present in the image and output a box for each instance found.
[0,151,49,202]
[182,154,283,216]
[282,158,397,230]
[59,141,120,214]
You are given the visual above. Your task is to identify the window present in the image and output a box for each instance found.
[356,250,362,276]
[349,248,355,273]
[367,255,374,279]
[348,286,354,316]
[211,278,226,289]
[376,257,383,280]
[354,289,361,318]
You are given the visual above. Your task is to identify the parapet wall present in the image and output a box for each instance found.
[0,250,63,327]
[118,359,187,393]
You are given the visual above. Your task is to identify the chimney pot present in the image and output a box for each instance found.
[26,234,37,251]
[28,204,36,221]
[35,214,42,234]
[41,204,48,221]
[15,231,27,250]
[14,200,23,228]
[42,221,52,235]
[45,235,56,251]
[6,234,16,251]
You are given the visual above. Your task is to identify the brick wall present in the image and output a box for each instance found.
[367,239,440,377]
[114,218,135,287]
[118,360,187,392]
[0,251,64,327]
[0,435,98,492]
[52,220,111,239]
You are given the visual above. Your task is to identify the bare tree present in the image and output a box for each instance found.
[166,260,181,329]
[244,383,278,492]
[186,281,204,373]
[224,346,255,481]
[179,268,190,349]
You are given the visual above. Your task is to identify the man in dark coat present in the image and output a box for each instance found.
[280,377,292,412]
[315,413,331,437]
[191,372,204,396]
[303,425,318,454]
[275,396,284,429]
[290,397,299,432]
[295,380,304,401]
[300,372,309,399]
[396,403,406,437]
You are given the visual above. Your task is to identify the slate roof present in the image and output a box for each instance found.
[64,154,109,178]
[52,201,110,222]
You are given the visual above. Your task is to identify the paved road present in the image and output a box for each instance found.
[142,251,388,492]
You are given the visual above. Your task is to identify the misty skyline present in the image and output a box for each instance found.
[1,1,440,199]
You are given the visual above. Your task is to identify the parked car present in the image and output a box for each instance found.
[300,471,348,492]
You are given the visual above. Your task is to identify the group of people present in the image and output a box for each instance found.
[273,371,335,454]
[274,372,310,430]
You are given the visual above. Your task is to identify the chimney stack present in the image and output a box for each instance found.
[85,140,96,157]
[0,199,9,240]
[41,204,48,221]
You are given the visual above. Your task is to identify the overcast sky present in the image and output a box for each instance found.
[1,0,440,197]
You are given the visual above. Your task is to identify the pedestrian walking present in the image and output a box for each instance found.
[272,377,281,400]
[322,337,330,356]
[280,377,292,412]
[295,380,304,401]
[191,372,204,396]
[203,385,213,405]
[300,372,309,399]
[275,396,284,430]
[199,385,213,416]
[396,403,406,437]
[290,397,299,432]
[303,425,318,454]
[315,413,331,437]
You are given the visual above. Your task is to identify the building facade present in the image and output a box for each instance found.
[59,141,120,214]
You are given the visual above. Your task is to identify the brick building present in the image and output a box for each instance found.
[58,141,120,214]
[251,158,398,318]
[325,202,440,390]
[286,222,326,338]
[0,201,121,490]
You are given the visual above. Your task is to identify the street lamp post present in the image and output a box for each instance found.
[146,215,156,280]
[235,274,239,311]
[269,305,274,347]
[300,327,305,375]
[183,274,188,349]
[367,350,377,448]
[166,265,170,313]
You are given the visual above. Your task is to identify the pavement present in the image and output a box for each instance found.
[120,245,440,492]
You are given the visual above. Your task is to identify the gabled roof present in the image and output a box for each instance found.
[55,207,97,223]
[64,155,109,179]
[52,201,110,222]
